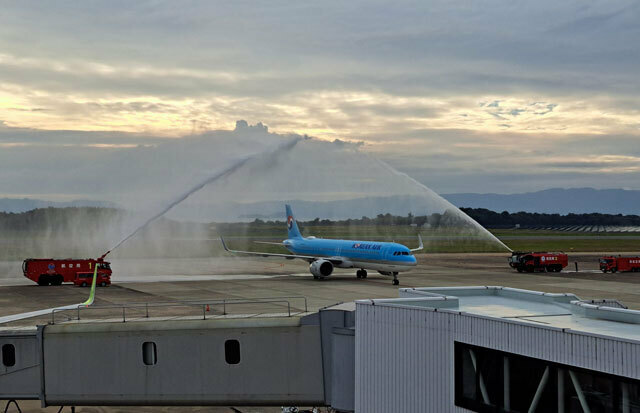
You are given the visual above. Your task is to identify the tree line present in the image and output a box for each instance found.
[460,208,640,228]
[2,207,640,235]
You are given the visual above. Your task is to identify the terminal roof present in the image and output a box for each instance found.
[359,286,640,342]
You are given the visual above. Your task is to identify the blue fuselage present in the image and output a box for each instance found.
[283,237,417,271]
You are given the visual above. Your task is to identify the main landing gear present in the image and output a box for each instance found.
[357,269,399,285]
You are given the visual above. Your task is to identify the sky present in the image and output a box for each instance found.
[0,0,639,197]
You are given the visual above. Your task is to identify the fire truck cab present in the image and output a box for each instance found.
[74,271,111,287]
[600,256,640,273]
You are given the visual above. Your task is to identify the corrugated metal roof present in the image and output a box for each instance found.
[359,286,640,342]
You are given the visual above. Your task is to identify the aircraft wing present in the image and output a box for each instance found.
[410,234,424,252]
[253,241,286,246]
[221,237,320,262]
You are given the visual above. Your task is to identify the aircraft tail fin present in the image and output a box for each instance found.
[285,204,302,239]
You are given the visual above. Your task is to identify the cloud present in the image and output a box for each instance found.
[0,120,638,199]
[0,1,638,194]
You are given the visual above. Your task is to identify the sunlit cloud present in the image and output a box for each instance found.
[2,80,639,140]
[0,1,639,194]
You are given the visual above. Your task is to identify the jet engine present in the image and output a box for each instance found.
[310,259,334,277]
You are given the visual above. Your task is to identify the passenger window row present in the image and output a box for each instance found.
[141,339,240,366]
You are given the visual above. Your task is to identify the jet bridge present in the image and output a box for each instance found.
[0,298,356,412]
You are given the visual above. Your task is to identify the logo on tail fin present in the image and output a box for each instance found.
[285,204,302,238]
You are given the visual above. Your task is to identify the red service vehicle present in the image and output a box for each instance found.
[599,256,640,273]
[74,271,111,287]
[22,258,112,286]
[508,251,568,273]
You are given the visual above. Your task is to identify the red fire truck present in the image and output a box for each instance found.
[22,258,112,286]
[73,271,111,287]
[508,251,569,273]
[599,256,640,273]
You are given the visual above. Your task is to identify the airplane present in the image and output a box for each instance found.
[220,204,423,285]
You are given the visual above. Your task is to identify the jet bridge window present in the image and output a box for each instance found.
[225,339,241,365]
[2,344,15,367]
[454,341,640,412]
[142,342,157,366]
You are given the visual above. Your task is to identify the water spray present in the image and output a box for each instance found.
[101,137,301,259]
[370,156,513,252]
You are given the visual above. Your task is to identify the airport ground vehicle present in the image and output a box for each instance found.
[599,256,640,273]
[74,271,111,287]
[22,258,112,286]
[508,251,568,273]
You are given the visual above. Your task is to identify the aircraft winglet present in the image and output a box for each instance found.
[220,236,230,252]
[410,234,424,252]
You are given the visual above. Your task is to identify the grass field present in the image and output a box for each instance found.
[219,226,640,254]
[490,229,640,253]
[1,225,639,261]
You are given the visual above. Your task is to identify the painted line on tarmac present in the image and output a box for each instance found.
[112,274,284,283]
[564,270,606,274]
[1,271,379,287]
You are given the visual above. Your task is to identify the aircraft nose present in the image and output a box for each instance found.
[410,255,417,266]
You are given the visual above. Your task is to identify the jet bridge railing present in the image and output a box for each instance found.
[50,296,309,324]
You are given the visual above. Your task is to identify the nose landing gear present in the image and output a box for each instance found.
[392,272,399,286]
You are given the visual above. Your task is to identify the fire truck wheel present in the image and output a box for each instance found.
[37,275,49,286]
[81,282,88,287]
[51,275,63,286]
[611,268,617,273]
[601,269,607,273]
[100,282,106,287]
[525,265,534,273]
[516,267,523,273]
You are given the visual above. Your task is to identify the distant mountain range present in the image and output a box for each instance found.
[178,188,640,220]
[0,198,117,213]
[442,188,640,215]
[2,188,639,218]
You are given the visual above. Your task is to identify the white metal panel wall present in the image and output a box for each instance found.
[355,304,468,413]
[355,303,640,413]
